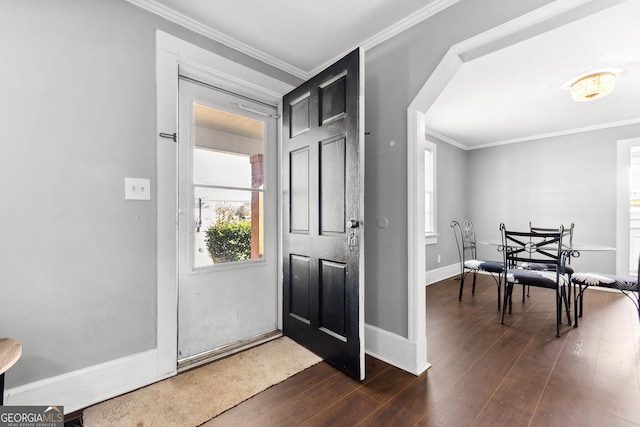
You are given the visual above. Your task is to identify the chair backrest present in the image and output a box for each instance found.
[501,223,567,272]
[450,220,477,263]
[529,221,574,247]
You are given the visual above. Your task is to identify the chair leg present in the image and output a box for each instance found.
[573,287,579,328]
[554,287,565,337]
[496,273,502,310]
[472,272,477,295]
[509,284,513,313]
[501,284,508,324]
[562,286,572,327]
[458,272,465,301]
[556,292,561,337]
[1,372,4,405]
[501,281,513,324]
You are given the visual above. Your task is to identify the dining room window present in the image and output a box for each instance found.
[617,137,640,276]
[629,146,640,275]
[425,141,436,243]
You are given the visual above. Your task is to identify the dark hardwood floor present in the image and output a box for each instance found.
[204,275,640,426]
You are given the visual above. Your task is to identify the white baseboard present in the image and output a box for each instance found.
[364,323,430,376]
[363,264,458,376]
[426,263,458,284]
[6,349,175,413]
[8,322,451,410]
[7,324,439,410]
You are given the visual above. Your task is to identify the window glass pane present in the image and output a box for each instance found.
[190,102,266,268]
[194,148,253,188]
[193,187,264,267]
[425,149,434,192]
[425,192,433,234]
[193,102,264,189]
[425,147,435,234]
[629,147,640,274]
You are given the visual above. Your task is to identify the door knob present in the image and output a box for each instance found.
[348,219,359,229]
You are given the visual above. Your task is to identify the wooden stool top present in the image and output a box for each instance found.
[0,338,22,375]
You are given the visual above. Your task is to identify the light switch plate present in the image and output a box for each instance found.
[125,177,151,200]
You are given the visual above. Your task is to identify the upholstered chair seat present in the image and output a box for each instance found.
[571,271,639,326]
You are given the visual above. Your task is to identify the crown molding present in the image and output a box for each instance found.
[127,0,460,80]
[424,128,468,151]
[431,117,640,151]
[307,0,461,78]
[125,0,308,79]
[471,118,640,150]
[361,0,461,52]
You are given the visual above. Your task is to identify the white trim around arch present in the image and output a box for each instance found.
[407,0,598,374]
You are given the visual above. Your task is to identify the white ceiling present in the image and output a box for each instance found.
[129,0,640,150]
[129,0,456,78]
[425,0,640,149]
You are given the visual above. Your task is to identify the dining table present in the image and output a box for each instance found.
[477,239,616,312]
[478,240,615,255]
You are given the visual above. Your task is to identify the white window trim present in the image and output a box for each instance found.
[424,234,439,246]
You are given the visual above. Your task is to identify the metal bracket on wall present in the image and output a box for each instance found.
[159,132,177,142]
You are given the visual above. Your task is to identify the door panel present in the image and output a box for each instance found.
[319,260,347,336]
[283,48,364,380]
[178,78,278,365]
[320,136,346,234]
[290,148,310,232]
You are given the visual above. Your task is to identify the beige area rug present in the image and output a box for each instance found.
[83,337,321,426]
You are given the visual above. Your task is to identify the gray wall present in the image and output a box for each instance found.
[469,123,640,274]
[364,0,554,337]
[3,0,611,396]
[0,0,299,388]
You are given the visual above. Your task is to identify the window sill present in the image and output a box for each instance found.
[425,233,438,245]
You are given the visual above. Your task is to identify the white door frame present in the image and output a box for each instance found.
[155,31,294,377]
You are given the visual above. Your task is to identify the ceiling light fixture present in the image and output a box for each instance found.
[570,71,616,102]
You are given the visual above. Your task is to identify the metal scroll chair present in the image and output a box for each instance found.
[529,222,575,248]
[570,255,640,327]
[525,222,575,302]
[500,223,572,337]
[450,220,504,309]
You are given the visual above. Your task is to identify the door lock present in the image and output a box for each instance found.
[347,219,359,229]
